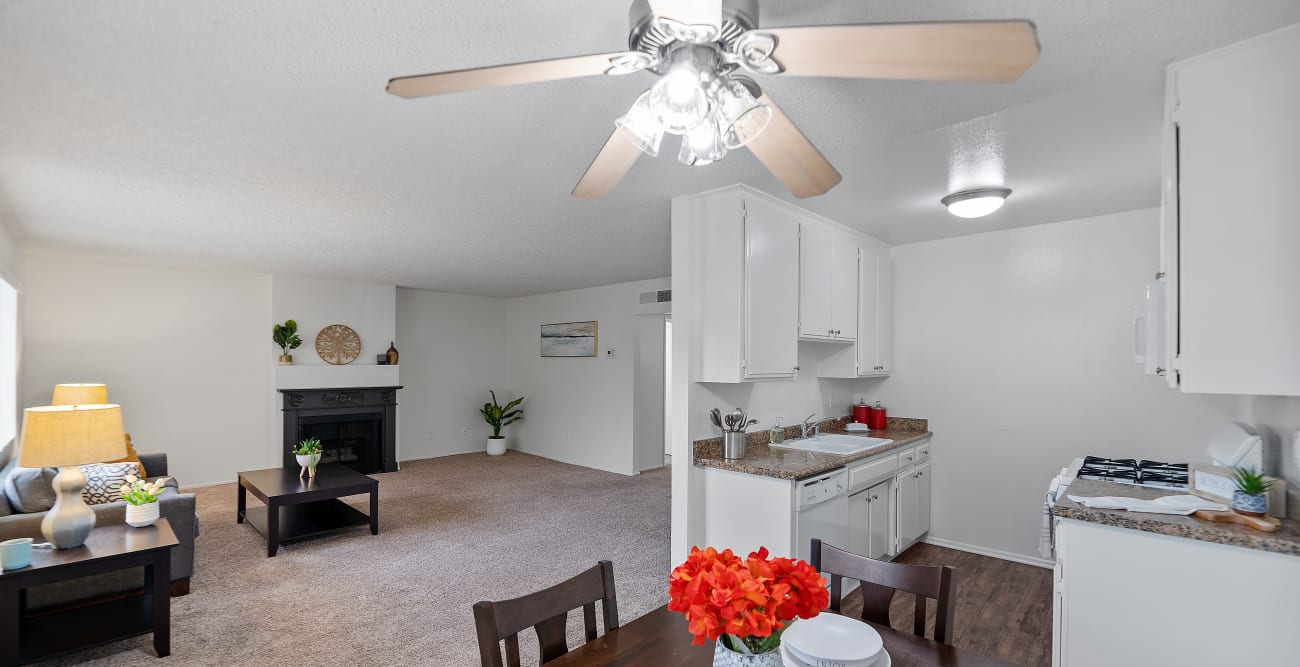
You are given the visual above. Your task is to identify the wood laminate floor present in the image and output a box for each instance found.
[839,543,1053,667]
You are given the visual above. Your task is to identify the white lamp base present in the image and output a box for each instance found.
[41,465,96,549]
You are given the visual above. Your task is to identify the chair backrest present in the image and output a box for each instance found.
[810,539,956,644]
[472,560,619,667]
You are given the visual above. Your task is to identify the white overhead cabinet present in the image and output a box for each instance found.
[683,186,800,383]
[818,243,893,378]
[800,224,858,342]
[1161,24,1300,395]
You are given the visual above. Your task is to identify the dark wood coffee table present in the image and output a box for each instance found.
[0,519,177,664]
[237,464,378,557]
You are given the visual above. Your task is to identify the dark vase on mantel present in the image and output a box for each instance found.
[386,342,399,366]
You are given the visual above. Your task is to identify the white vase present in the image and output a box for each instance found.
[296,452,321,477]
[126,502,160,528]
[487,436,507,456]
[712,641,782,667]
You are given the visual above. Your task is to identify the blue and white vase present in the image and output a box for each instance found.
[713,641,782,667]
[1231,490,1268,516]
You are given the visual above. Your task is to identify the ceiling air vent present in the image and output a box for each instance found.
[639,289,671,304]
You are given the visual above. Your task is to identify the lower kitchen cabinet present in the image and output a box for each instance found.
[848,484,893,560]
[894,460,930,552]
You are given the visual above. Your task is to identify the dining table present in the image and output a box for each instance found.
[543,605,1015,667]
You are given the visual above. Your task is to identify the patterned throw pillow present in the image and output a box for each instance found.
[80,462,140,505]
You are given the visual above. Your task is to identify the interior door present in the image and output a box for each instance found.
[914,462,931,538]
[857,247,880,374]
[867,480,891,559]
[743,196,800,378]
[831,238,859,340]
[799,222,834,339]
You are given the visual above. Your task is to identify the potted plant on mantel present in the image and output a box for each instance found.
[1231,467,1274,517]
[273,319,303,366]
[480,391,524,456]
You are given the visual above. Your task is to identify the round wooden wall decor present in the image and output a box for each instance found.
[315,324,361,365]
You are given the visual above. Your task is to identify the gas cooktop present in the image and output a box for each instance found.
[1077,456,1189,490]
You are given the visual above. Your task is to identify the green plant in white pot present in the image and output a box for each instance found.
[480,391,524,456]
[293,437,323,478]
[119,474,172,528]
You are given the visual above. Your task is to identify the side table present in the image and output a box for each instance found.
[0,519,178,664]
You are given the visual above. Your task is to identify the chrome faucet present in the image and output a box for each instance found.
[800,415,838,439]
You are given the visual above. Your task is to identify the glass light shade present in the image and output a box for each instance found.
[51,383,109,406]
[649,64,709,135]
[941,188,1012,218]
[18,404,127,468]
[678,113,728,166]
[615,90,664,157]
[716,80,772,149]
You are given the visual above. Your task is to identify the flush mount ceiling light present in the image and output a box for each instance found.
[942,187,1012,219]
[386,0,1041,200]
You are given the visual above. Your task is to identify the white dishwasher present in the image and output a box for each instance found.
[794,469,848,565]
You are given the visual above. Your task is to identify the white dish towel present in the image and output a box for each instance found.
[1066,494,1228,515]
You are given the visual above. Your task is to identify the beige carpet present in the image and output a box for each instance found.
[38,452,672,667]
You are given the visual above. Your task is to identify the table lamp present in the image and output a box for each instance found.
[51,383,109,406]
[18,404,126,548]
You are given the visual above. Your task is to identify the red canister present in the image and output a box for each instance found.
[867,401,888,430]
[852,402,871,424]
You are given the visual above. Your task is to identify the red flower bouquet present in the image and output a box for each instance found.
[668,546,829,656]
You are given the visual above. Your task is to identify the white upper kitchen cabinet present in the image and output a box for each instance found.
[1162,24,1300,395]
[800,222,859,342]
[818,242,893,378]
[681,185,800,383]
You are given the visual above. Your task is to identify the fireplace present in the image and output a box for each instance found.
[279,386,400,474]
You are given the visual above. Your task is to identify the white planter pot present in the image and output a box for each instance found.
[126,502,160,528]
[296,452,321,477]
[487,437,507,456]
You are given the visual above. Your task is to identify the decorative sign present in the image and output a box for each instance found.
[540,321,598,357]
[315,324,361,365]
[1189,464,1237,504]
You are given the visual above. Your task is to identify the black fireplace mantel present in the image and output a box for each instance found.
[279,386,401,474]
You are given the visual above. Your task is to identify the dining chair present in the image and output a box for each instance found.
[810,539,957,644]
[472,560,620,667]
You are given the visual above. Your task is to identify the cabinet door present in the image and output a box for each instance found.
[744,196,800,378]
[831,238,859,340]
[799,222,834,339]
[848,489,871,556]
[895,469,918,550]
[914,462,931,538]
[866,480,891,559]
[874,247,893,374]
[857,248,880,374]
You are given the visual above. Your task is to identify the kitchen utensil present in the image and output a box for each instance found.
[782,612,884,667]
[1193,509,1280,532]
[710,408,723,430]
[723,431,746,459]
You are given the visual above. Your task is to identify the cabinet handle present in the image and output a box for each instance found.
[916,471,923,478]
[793,366,800,372]
[871,495,879,501]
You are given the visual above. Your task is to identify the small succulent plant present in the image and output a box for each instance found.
[1233,467,1274,496]
[292,437,322,456]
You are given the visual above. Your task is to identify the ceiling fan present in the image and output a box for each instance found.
[386,0,1040,200]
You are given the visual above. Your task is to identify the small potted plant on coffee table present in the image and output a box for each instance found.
[119,474,172,527]
[1231,467,1274,517]
[480,391,524,456]
[293,437,323,478]
[273,319,303,365]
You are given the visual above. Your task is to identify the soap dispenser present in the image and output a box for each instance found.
[770,418,785,444]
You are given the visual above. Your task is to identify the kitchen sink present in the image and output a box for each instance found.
[772,434,894,456]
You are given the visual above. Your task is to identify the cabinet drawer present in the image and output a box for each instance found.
[848,453,899,492]
[916,442,930,463]
[897,447,918,468]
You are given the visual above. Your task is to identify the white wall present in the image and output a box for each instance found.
[395,288,508,460]
[271,274,395,366]
[856,208,1240,562]
[0,220,19,448]
[21,254,273,486]
[1248,396,1300,515]
[506,277,670,476]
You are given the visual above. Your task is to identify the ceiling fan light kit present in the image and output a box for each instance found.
[942,187,1012,219]
[386,0,1040,199]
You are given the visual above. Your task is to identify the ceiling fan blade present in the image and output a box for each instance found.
[647,0,723,29]
[746,93,842,199]
[747,21,1039,82]
[572,129,643,199]
[387,52,648,99]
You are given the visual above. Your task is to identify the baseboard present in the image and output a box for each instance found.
[922,536,1053,569]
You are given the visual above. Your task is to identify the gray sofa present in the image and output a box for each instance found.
[0,441,198,609]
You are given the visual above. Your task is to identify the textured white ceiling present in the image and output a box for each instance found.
[2,1,1298,296]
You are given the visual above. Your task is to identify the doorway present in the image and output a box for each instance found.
[633,313,669,472]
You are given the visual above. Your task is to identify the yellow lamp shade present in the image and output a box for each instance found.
[51,383,109,406]
[18,404,127,468]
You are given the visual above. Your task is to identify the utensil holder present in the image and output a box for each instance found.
[723,431,746,460]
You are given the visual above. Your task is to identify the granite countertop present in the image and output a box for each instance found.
[1052,477,1300,557]
[693,416,932,481]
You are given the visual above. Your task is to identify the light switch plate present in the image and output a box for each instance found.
[604,347,616,358]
